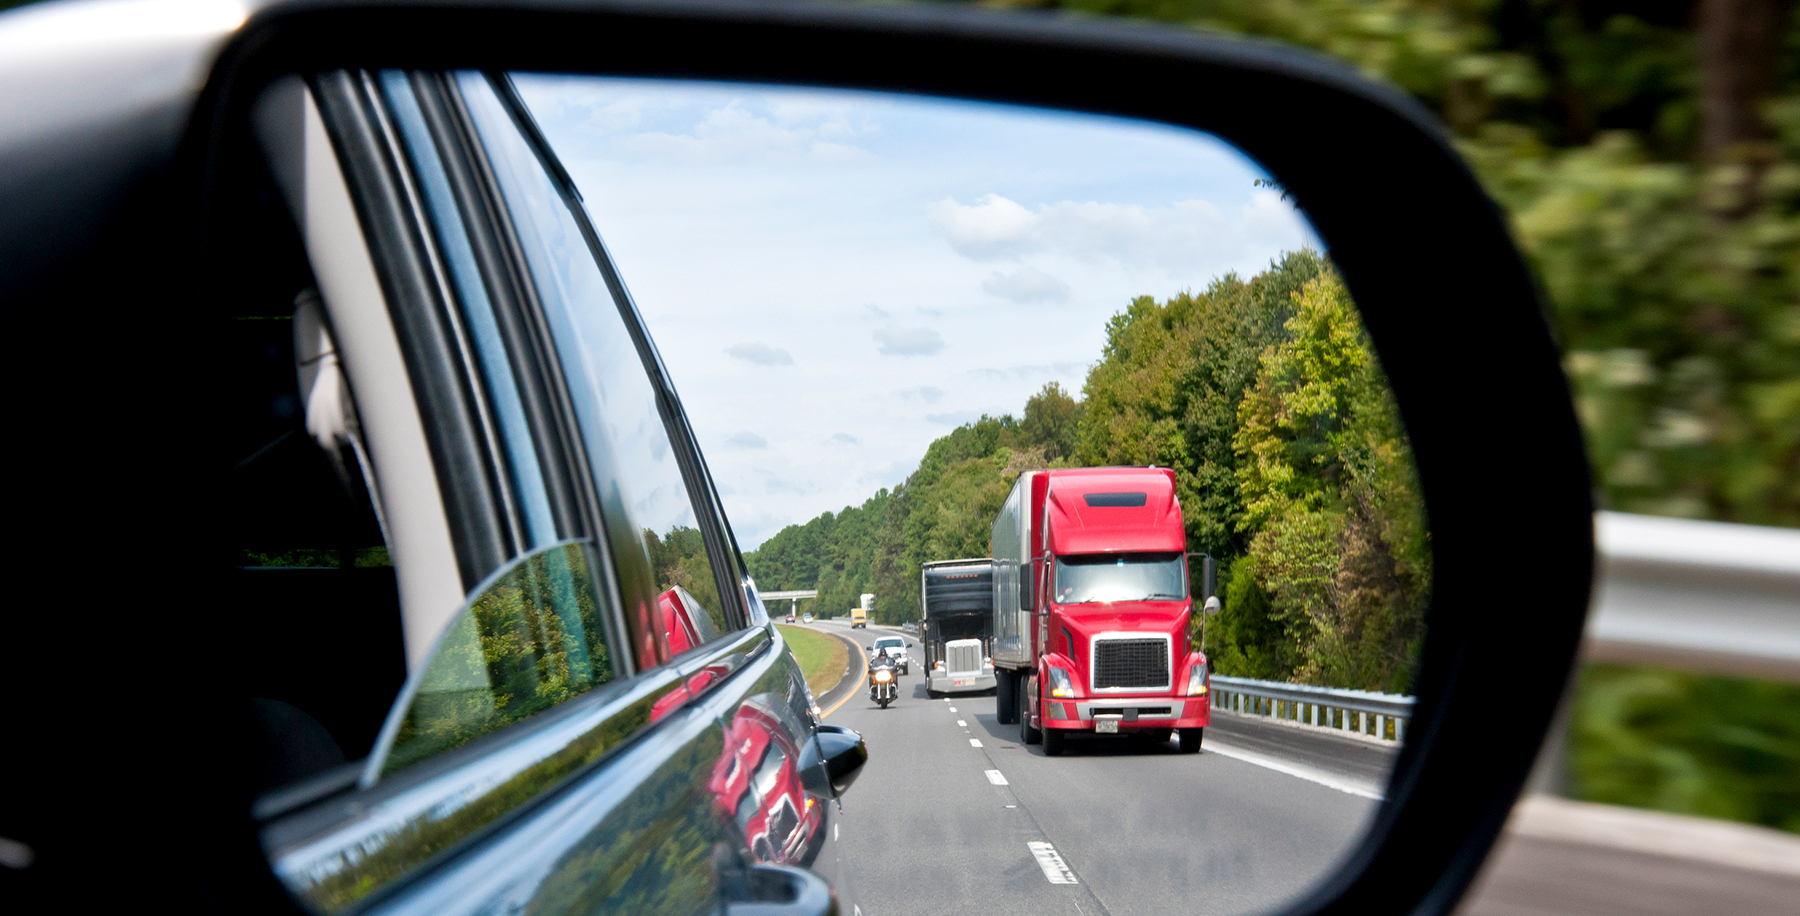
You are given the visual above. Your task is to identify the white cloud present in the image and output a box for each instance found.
[929,192,1308,276]
[926,193,1039,260]
[831,432,860,445]
[925,410,986,426]
[873,325,945,356]
[982,266,1071,303]
[726,431,769,449]
[898,386,945,403]
[620,103,871,164]
[726,342,794,366]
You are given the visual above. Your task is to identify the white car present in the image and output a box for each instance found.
[869,636,910,675]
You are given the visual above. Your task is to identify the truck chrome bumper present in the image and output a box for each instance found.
[929,672,996,693]
[1043,699,1209,728]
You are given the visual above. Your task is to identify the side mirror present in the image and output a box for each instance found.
[1203,596,1222,616]
[799,724,868,799]
[1186,552,1218,601]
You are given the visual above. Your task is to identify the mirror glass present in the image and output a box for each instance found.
[516,76,1429,916]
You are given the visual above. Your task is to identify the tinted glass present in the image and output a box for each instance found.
[379,70,558,548]
[456,72,731,649]
[379,541,612,775]
[1054,553,1188,604]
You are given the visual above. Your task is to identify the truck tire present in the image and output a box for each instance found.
[995,671,1016,724]
[1179,728,1203,754]
[1043,725,1065,756]
[1020,686,1041,745]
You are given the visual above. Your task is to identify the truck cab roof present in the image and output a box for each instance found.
[1043,467,1185,556]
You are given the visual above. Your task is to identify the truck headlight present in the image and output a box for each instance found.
[1187,662,1209,696]
[1046,666,1075,699]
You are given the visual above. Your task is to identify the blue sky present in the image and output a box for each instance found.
[516,76,1321,549]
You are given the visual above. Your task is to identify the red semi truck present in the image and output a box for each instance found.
[991,467,1213,755]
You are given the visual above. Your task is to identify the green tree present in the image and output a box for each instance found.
[1020,381,1082,459]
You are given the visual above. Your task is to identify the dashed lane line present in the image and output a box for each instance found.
[970,739,983,747]
[985,769,1009,786]
[957,719,967,727]
[1027,842,1080,885]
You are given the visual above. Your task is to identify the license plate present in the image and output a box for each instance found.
[1094,719,1119,734]
[954,679,968,686]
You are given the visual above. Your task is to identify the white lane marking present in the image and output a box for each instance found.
[948,707,957,712]
[985,769,1008,785]
[957,719,967,727]
[1203,740,1384,800]
[970,739,983,747]
[1027,841,1079,884]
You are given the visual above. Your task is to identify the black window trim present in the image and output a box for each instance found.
[307,69,522,591]
[482,70,754,636]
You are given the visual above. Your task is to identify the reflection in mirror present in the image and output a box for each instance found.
[516,76,1429,916]
[376,540,613,777]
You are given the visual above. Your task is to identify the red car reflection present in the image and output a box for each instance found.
[649,586,729,723]
[708,695,823,865]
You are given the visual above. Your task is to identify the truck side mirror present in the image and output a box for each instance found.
[1186,552,1217,601]
[1203,596,1222,616]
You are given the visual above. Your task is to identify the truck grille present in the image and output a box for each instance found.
[947,642,982,675]
[1092,638,1169,690]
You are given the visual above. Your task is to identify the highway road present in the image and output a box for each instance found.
[807,619,1395,916]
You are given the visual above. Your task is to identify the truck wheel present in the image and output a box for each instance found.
[1179,728,1203,754]
[1020,687,1041,746]
[1043,726,1065,756]
[995,671,1016,724]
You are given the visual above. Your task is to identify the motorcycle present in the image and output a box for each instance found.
[869,664,898,709]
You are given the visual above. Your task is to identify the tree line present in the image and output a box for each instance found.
[746,252,1430,693]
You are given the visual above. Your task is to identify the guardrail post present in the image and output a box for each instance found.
[1376,714,1386,739]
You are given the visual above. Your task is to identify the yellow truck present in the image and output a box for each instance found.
[850,607,867,628]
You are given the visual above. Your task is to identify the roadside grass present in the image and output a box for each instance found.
[777,624,849,698]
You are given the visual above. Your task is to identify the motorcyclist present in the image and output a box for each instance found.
[870,648,898,706]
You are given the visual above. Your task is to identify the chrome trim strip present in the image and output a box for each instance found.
[1087,631,1172,693]
[1075,701,1181,720]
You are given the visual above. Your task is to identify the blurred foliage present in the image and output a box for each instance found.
[1573,664,1800,832]
[749,256,1429,692]
[964,0,1800,525]
[961,0,1800,831]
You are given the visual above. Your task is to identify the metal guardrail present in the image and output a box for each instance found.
[1207,513,1800,742]
[1588,511,1800,683]
[1209,675,1414,741]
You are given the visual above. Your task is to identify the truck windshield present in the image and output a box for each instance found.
[1053,553,1187,604]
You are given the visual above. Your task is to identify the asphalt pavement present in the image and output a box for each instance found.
[807,619,1388,916]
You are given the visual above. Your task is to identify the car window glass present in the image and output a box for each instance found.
[378,70,558,549]
[454,72,732,652]
[375,540,612,776]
